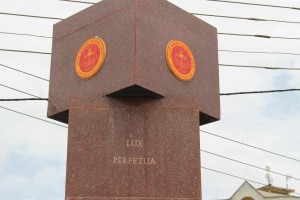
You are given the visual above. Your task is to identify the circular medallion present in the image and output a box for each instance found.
[166,40,196,81]
[75,37,106,79]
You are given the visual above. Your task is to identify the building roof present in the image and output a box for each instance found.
[258,185,295,195]
[258,190,287,198]
[228,181,300,200]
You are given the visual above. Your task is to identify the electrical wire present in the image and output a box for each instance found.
[0,83,42,98]
[61,0,300,14]
[3,29,300,42]
[1,88,300,102]
[0,98,47,101]
[201,149,300,181]
[1,87,300,102]
[220,64,300,71]
[202,166,265,186]
[1,47,300,57]
[2,9,300,26]
[220,89,300,96]
[0,11,63,20]
[201,130,300,163]
[192,13,300,25]
[59,0,95,4]
[0,105,68,128]
[56,0,300,24]
[219,49,300,56]
[0,98,48,102]
[0,48,51,55]
[0,63,49,81]
[218,32,300,41]
[205,0,300,11]
[0,31,51,39]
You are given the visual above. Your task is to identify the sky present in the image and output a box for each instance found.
[0,0,300,199]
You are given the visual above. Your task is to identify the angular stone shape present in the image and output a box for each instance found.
[47,0,220,125]
[66,96,201,200]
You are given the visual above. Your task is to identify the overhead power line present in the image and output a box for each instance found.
[193,13,300,25]
[202,166,265,186]
[0,12,63,20]
[5,30,300,42]
[1,47,300,57]
[3,29,300,42]
[1,88,300,102]
[201,130,300,163]
[0,83,42,98]
[59,0,95,4]
[218,32,300,41]
[219,49,300,56]
[0,63,49,81]
[2,9,300,26]
[0,98,47,101]
[220,64,300,71]
[220,89,300,96]
[0,98,48,102]
[58,0,300,25]
[0,48,51,55]
[57,0,300,23]
[0,31,51,39]
[63,0,300,13]
[0,105,67,128]
[205,0,300,11]
[202,149,300,181]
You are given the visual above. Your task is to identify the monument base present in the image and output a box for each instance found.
[66,96,202,200]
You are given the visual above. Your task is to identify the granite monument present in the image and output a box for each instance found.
[48,0,220,199]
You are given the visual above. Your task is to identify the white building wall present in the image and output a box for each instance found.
[230,182,264,200]
[229,182,300,200]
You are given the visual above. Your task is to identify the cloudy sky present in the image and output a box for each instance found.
[0,0,300,199]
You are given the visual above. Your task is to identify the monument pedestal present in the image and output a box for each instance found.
[65,96,201,200]
[47,0,220,199]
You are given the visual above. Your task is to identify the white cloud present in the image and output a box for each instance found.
[0,174,30,199]
[0,139,9,166]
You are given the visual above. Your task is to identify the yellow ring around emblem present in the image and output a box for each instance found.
[166,40,196,81]
[75,37,106,80]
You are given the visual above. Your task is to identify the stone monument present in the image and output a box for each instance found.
[47,0,220,199]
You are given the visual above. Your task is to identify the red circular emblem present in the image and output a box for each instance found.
[166,40,196,81]
[75,37,106,79]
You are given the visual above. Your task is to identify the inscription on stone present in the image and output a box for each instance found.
[126,140,143,148]
[113,138,156,165]
[113,157,156,165]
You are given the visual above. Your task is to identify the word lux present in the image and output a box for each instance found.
[113,157,156,165]
[126,140,143,147]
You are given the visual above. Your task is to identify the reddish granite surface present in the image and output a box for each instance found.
[47,0,220,199]
[47,0,219,125]
[66,96,201,200]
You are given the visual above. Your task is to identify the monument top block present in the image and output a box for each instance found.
[48,0,220,125]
